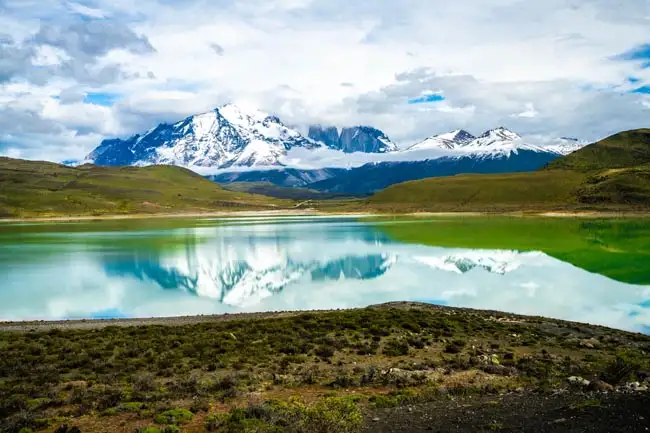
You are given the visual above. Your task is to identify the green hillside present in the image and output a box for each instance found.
[548,129,650,170]
[221,181,355,200]
[367,129,650,212]
[0,158,288,218]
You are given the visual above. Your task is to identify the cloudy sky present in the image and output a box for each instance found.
[1,0,650,161]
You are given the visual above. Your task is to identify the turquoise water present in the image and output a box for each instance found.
[0,216,648,333]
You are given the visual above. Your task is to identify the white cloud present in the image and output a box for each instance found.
[1,0,650,161]
[511,103,539,118]
[66,2,107,19]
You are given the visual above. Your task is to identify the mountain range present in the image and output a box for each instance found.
[84,104,589,195]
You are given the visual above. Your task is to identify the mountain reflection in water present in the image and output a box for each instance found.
[0,217,648,333]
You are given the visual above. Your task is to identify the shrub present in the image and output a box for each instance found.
[383,339,409,357]
[133,373,157,393]
[206,397,362,433]
[601,356,639,385]
[54,426,81,433]
[135,427,161,433]
[154,408,193,425]
[204,413,228,432]
[315,346,335,359]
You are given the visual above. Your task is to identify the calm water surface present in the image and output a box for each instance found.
[0,216,649,333]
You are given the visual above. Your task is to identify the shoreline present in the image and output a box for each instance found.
[1,302,643,335]
[1,209,650,223]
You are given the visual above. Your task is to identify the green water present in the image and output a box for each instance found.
[0,215,648,333]
[374,216,650,285]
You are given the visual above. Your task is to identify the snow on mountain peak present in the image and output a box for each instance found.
[87,103,318,168]
[542,137,590,156]
[470,127,522,145]
[438,129,475,144]
[406,129,476,151]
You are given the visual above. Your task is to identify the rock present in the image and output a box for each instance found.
[579,338,599,349]
[568,376,590,387]
[481,365,516,376]
[553,418,567,424]
[372,417,380,422]
[588,380,614,392]
[637,371,650,382]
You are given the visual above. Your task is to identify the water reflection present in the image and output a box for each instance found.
[0,218,648,333]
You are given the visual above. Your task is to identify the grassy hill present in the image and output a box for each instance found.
[221,181,357,200]
[367,129,650,212]
[0,158,288,218]
[548,129,650,170]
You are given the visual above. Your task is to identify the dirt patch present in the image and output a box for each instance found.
[365,391,650,433]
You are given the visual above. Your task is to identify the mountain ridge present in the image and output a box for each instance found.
[85,104,588,172]
[308,125,397,153]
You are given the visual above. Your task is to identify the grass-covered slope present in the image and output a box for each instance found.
[367,129,650,212]
[367,170,586,212]
[1,303,648,433]
[548,129,650,170]
[0,158,287,218]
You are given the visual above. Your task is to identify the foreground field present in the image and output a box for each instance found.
[0,158,287,218]
[1,303,649,433]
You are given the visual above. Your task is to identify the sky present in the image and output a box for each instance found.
[1,0,650,162]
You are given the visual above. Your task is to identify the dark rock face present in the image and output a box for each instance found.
[308,125,340,149]
[339,126,395,153]
[308,125,396,153]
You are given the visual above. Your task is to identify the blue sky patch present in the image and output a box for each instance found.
[617,43,650,61]
[89,308,128,320]
[627,76,641,84]
[413,298,448,306]
[631,86,650,94]
[83,92,120,106]
[408,93,445,104]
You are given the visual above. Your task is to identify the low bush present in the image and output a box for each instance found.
[154,408,193,425]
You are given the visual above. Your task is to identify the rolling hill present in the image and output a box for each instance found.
[0,158,287,218]
[366,129,650,212]
[547,129,650,170]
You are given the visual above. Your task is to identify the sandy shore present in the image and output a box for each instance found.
[0,309,314,332]
[0,209,374,223]
[2,209,649,223]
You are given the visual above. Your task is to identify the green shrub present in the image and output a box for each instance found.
[383,339,409,357]
[601,356,639,385]
[208,397,362,433]
[315,346,335,358]
[135,427,161,433]
[154,408,193,425]
[204,413,228,431]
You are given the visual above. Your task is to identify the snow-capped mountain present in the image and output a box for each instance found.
[87,104,320,168]
[308,125,397,153]
[412,250,544,275]
[544,137,591,156]
[406,127,587,158]
[406,129,475,151]
[104,242,396,308]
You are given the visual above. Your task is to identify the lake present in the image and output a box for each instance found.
[0,216,649,333]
